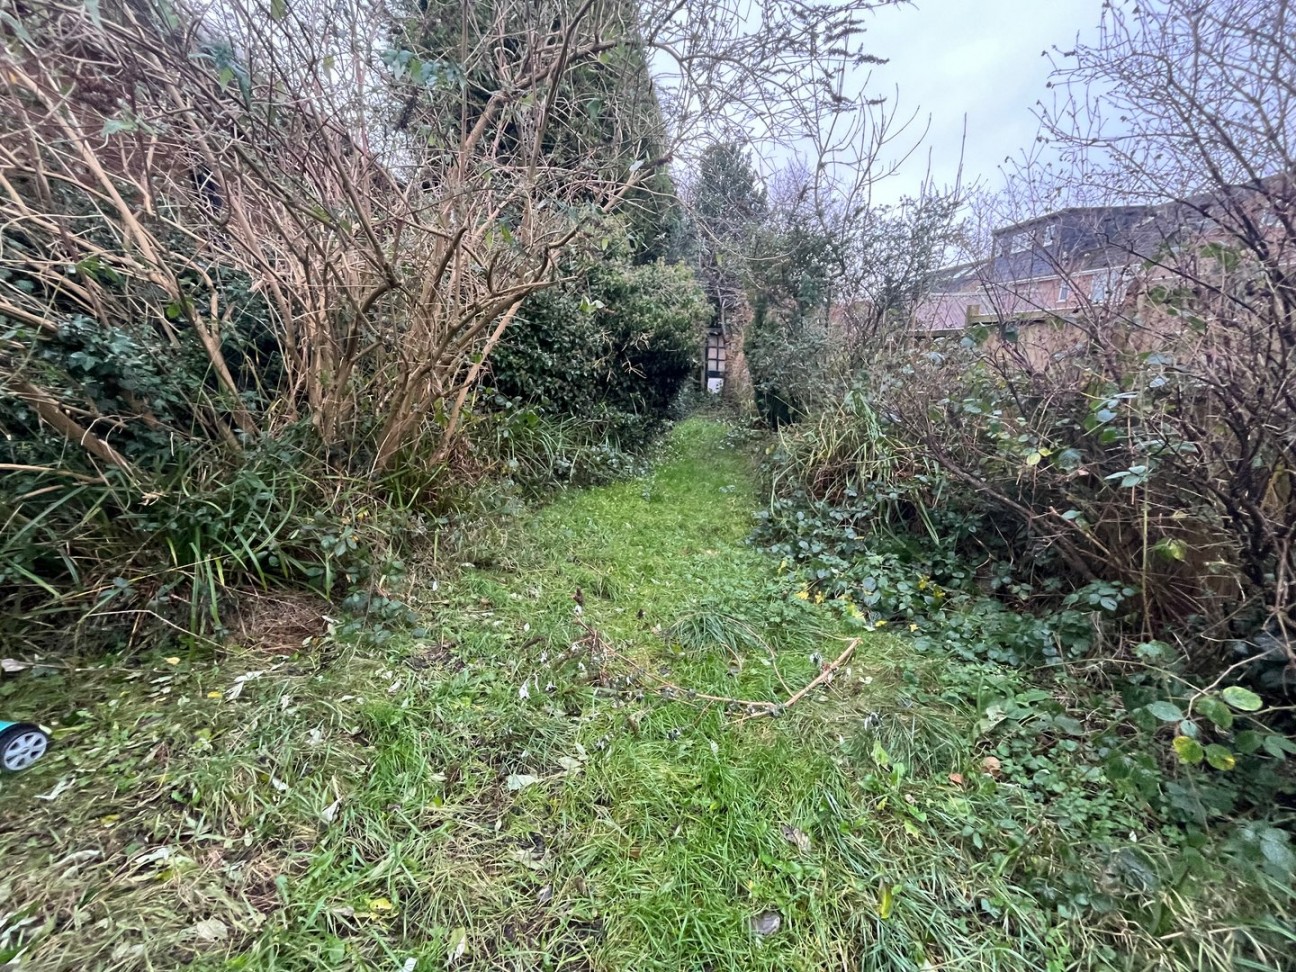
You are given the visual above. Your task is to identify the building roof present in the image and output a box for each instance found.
[926,175,1293,297]
[988,205,1156,281]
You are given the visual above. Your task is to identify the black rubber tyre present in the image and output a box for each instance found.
[0,723,50,771]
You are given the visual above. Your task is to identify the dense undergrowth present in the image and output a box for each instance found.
[2,420,1291,971]
[0,0,709,658]
[1,226,702,655]
[754,390,1296,968]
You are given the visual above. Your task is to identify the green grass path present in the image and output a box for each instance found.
[2,419,908,972]
[7,418,1233,972]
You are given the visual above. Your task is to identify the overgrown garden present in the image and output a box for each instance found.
[1,0,1294,969]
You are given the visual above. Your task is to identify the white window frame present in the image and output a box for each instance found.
[1058,279,1071,303]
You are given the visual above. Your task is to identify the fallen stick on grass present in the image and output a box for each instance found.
[574,620,860,722]
[734,638,859,723]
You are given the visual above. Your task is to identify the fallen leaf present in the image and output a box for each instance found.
[206,691,223,699]
[446,926,468,965]
[321,797,342,824]
[751,909,781,937]
[981,756,1002,777]
[947,773,965,786]
[780,825,811,854]
[187,918,229,943]
[505,773,540,791]
[130,846,174,868]
[556,756,583,774]
[56,849,102,874]
[35,776,75,802]
[878,883,897,919]
[164,656,180,666]
[226,670,264,700]
[2,658,29,672]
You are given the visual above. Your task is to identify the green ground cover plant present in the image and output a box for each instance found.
[3,420,1290,971]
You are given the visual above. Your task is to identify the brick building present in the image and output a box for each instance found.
[914,181,1291,339]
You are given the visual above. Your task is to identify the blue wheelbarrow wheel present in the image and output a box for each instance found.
[0,722,49,772]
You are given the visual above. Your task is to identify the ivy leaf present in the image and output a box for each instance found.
[1052,715,1084,736]
[1172,735,1204,764]
[1204,744,1235,771]
[1055,447,1083,470]
[1221,686,1263,712]
[1234,730,1263,754]
[270,0,287,20]
[1134,640,1170,661]
[1259,829,1294,878]
[1147,701,1183,722]
[1261,735,1292,761]
[1195,696,1233,730]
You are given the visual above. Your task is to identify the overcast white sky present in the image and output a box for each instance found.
[859,0,1104,203]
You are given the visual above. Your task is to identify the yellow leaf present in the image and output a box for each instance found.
[1025,452,1042,466]
[874,619,888,628]
[206,691,223,699]
[878,883,895,919]
[165,657,180,666]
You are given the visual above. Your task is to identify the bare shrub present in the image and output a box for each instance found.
[831,0,1295,676]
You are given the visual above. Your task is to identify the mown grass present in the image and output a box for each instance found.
[1,419,1290,971]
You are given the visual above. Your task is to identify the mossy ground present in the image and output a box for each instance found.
[1,420,1286,971]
